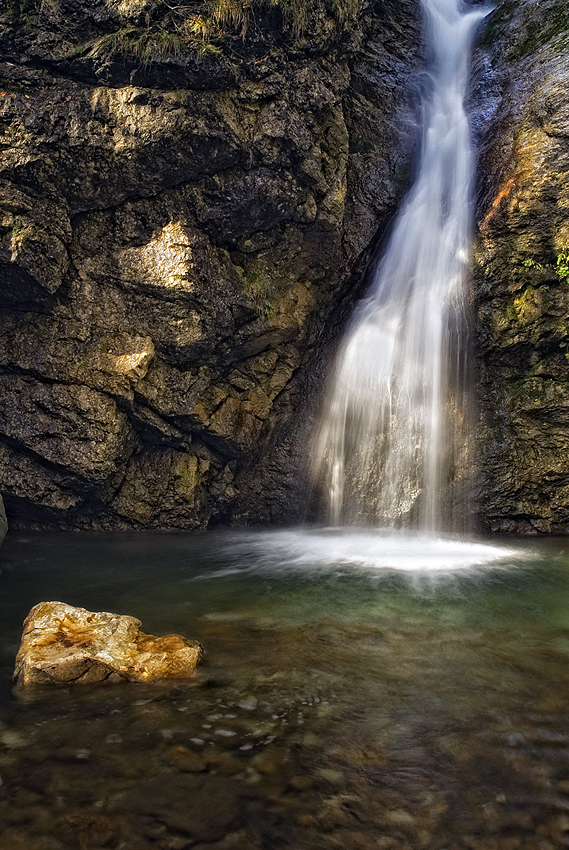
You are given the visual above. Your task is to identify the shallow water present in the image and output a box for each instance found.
[1,530,569,850]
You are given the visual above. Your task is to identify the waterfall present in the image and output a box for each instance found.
[311,0,488,531]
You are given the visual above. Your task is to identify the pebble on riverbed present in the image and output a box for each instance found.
[13,601,204,686]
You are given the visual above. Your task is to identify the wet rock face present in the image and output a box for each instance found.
[0,0,423,529]
[14,601,203,685]
[0,494,6,545]
[472,0,569,533]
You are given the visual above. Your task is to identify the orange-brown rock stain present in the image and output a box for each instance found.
[481,129,549,231]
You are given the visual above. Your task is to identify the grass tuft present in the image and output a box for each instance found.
[91,0,359,65]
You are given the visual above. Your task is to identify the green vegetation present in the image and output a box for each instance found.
[519,248,569,285]
[477,1,569,60]
[93,0,359,64]
[510,8,569,61]
[181,0,359,43]
[93,27,203,62]
[235,264,274,316]
[477,0,516,50]
[8,0,358,62]
[556,247,569,283]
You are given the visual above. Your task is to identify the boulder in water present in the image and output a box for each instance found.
[13,601,203,686]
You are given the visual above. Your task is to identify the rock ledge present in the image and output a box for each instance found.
[14,601,203,686]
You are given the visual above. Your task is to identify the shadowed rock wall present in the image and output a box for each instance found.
[472,0,569,533]
[0,0,423,528]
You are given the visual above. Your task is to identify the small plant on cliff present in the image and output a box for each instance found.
[168,0,314,46]
[522,257,543,270]
[210,0,251,35]
[556,247,569,283]
[169,0,357,42]
[520,250,569,287]
[95,26,201,63]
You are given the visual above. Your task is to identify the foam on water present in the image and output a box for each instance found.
[218,528,526,575]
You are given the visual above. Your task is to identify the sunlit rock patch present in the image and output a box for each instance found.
[0,0,423,529]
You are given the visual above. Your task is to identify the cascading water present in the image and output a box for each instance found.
[311,0,488,531]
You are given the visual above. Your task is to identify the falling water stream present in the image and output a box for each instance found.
[312,0,488,530]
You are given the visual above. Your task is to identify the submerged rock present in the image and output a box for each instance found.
[13,601,203,686]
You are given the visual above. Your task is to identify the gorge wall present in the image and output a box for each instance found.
[0,0,424,529]
[473,0,569,533]
[1,0,569,533]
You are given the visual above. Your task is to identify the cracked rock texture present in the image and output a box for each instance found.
[14,600,203,685]
[0,0,423,529]
[472,0,569,533]
[6,0,564,534]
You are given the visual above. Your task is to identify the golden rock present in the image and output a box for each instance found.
[13,601,203,686]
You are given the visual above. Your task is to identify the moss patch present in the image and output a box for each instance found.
[477,0,516,50]
[478,1,569,60]
[509,8,569,60]
[235,263,275,316]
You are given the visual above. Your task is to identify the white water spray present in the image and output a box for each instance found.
[311,0,488,531]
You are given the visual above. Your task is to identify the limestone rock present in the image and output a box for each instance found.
[472,0,569,532]
[0,0,423,530]
[0,377,135,487]
[111,446,229,529]
[13,601,203,686]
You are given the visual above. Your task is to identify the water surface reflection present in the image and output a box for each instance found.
[0,531,568,850]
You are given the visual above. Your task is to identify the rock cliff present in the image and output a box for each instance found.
[5,0,566,535]
[472,0,569,533]
[0,0,424,528]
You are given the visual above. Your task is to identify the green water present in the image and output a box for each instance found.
[0,530,569,850]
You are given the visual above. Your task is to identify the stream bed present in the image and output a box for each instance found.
[1,529,569,850]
